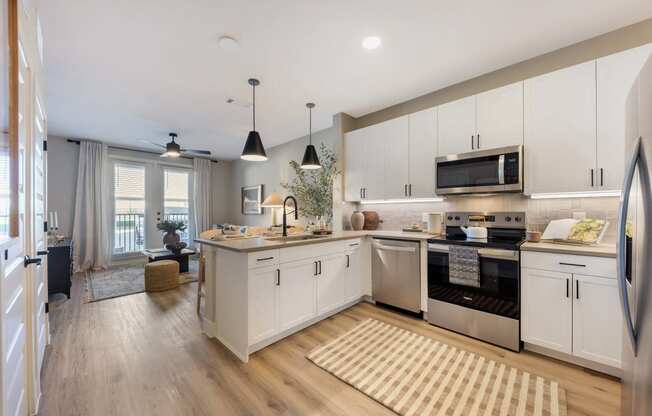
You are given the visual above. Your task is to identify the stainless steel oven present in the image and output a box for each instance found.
[435,145,523,195]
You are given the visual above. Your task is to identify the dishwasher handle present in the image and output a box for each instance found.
[374,242,417,253]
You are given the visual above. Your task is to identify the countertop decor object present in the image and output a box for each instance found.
[240,78,267,161]
[526,230,542,242]
[362,211,379,230]
[351,211,364,230]
[282,143,340,225]
[157,219,187,245]
[242,185,264,215]
[300,103,321,169]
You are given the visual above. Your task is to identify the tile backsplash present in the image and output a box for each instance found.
[342,194,619,243]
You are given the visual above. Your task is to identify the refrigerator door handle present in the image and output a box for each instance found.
[617,136,641,355]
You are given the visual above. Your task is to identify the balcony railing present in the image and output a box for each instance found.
[114,213,145,254]
[113,212,189,254]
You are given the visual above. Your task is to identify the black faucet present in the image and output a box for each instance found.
[282,196,298,237]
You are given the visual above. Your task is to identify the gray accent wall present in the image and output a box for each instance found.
[47,136,79,237]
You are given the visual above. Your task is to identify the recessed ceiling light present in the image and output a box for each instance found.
[218,35,240,52]
[362,36,381,50]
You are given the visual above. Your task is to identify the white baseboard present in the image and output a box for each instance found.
[524,342,622,378]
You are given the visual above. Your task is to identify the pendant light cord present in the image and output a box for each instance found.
[309,106,312,145]
[252,83,256,131]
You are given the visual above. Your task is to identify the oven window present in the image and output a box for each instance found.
[428,251,519,319]
[437,155,500,189]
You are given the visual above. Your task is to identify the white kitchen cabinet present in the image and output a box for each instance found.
[408,108,437,198]
[524,60,597,194]
[344,128,366,201]
[278,258,317,332]
[572,274,622,368]
[382,116,410,199]
[248,265,279,345]
[475,82,524,150]
[345,247,362,302]
[437,96,476,156]
[317,254,348,315]
[364,123,386,200]
[597,44,652,190]
[521,268,573,354]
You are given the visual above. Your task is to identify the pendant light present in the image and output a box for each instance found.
[241,78,267,161]
[300,102,321,169]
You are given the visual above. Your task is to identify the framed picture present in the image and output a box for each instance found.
[241,185,264,215]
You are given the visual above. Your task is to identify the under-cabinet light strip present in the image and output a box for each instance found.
[529,191,621,199]
[359,198,445,205]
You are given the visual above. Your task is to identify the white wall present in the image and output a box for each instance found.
[211,160,232,225]
[47,136,79,237]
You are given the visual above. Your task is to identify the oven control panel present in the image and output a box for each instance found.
[444,212,526,229]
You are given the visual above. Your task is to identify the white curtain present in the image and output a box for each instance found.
[71,140,110,272]
[192,158,212,239]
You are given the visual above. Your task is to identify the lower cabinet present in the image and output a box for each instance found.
[522,262,622,369]
[247,243,362,347]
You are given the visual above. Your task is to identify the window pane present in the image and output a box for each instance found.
[113,163,145,254]
[163,169,189,243]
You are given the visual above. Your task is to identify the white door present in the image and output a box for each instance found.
[408,108,437,198]
[475,82,524,150]
[362,124,385,200]
[521,268,573,354]
[344,128,365,201]
[26,89,48,411]
[524,61,597,194]
[597,43,652,190]
[382,116,410,199]
[278,258,317,331]
[345,249,361,303]
[247,265,278,345]
[437,96,476,156]
[317,254,347,315]
[572,274,622,368]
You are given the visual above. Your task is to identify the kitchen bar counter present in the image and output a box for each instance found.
[520,241,617,258]
[195,229,434,253]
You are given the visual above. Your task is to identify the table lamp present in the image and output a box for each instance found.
[261,192,283,226]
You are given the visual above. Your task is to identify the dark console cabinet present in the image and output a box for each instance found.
[48,239,73,298]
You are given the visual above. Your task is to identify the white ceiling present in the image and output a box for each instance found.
[39,0,652,160]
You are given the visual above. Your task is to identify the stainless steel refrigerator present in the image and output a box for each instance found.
[620,54,652,416]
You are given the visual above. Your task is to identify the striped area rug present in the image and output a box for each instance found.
[306,319,567,416]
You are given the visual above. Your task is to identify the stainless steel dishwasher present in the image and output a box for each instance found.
[372,238,421,313]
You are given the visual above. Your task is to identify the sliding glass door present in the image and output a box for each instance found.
[111,159,192,257]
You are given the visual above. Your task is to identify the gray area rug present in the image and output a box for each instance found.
[86,260,198,302]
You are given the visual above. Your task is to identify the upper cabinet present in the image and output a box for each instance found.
[344,124,385,201]
[524,61,597,194]
[597,44,652,191]
[382,116,410,199]
[408,108,438,198]
[437,82,523,156]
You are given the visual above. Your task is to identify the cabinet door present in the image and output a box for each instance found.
[345,250,361,302]
[408,108,437,198]
[278,258,317,332]
[317,254,348,315]
[344,128,366,201]
[572,274,622,368]
[437,96,476,156]
[382,116,410,199]
[524,61,597,194]
[248,266,279,345]
[597,44,652,190]
[363,123,386,200]
[521,268,573,354]
[476,82,524,150]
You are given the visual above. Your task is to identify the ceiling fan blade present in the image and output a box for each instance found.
[181,149,211,155]
[139,139,166,149]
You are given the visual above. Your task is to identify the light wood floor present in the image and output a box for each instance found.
[40,276,621,416]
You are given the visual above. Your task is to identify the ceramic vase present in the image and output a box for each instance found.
[351,211,365,231]
[163,231,180,245]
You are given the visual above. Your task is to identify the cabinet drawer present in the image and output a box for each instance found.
[247,250,280,269]
[343,238,362,252]
[280,240,352,263]
[521,251,616,278]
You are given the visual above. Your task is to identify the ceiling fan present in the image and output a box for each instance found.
[140,133,211,158]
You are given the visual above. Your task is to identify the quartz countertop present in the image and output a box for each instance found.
[195,229,435,253]
[521,241,617,258]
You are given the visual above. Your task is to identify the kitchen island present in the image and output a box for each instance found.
[196,230,430,362]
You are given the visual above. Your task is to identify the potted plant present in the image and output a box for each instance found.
[282,143,340,228]
[157,220,187,246]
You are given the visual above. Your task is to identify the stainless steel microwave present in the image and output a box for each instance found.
[435,145,523,195]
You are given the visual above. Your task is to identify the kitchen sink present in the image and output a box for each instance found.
[264,234,326,242]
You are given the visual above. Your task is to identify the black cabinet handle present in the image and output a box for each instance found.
[576,280,580,299]
[559,262,586,267]
[600,168,604,186]
[346,254,350,268]
[257,256,274,262]
[590,169,594,187]
[24,256,42,268]
[408,184,412,196]
[477,134,480,149]
[404,184,407,196]
[360,188,363,199]
[37,250,49,256]
[471,135,475,150]
[276,269,280,286]
[314,261,319,276]
[566,278,569,298]
[319,260,322,275]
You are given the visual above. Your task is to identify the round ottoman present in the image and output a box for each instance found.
[145,260,179,292]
